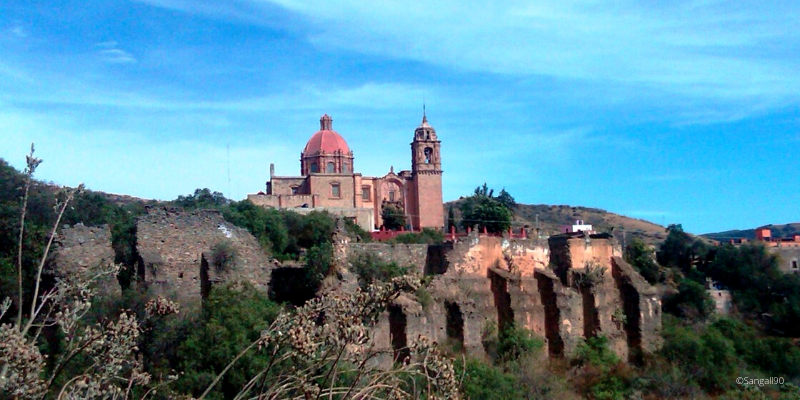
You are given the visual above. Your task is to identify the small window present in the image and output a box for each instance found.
[362,186,371,201]
[343,163,349,173]
[389,190,396,202]
[291,186,299,195]
[424,147,433,164]
[310,163,319,173]
[326,162,335,173]
[331,183,340,198]
[793,260,798,270]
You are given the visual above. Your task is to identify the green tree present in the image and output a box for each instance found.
[304,242,333,289]
[461,197,512,233]
[496,188,516,209]
[663,279,714,320]
[460,183,513,233]
[381,203,407,230]
[348,251,409,290]
[658,224,708,274]
[447,204,456,231]
[705,243,800,336]
[223,200,289,257]
[624,238,659,284]
[176,283,282,399]
[173,188,228,210]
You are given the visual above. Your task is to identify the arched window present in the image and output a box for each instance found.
[326,162,335,173]
[343,163,349,173]
[424,147,433,164]
[310,163,319,173]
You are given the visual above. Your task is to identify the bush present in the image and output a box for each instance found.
[344,218,372,242]
[660,316,738,393]
[496,324,544,362]
[456,358,527,400]
[176,282,282,399]
[210,241,237,272]
[304,242,333,289]
[348,252,409,290]
[389,228,444,244]
[624,238,659,284]
[381,204,407,230]
[662,278,714,320]
[574,336,620,373]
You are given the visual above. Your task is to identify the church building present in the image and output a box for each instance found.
[247,113,444,232]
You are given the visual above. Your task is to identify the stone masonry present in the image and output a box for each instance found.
[54,207,276,307]
[54,209,662,364]
[344,231,662,363]
[136,207,273,306]
[52,223,119,297]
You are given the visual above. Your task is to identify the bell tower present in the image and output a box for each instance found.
[410,109,444,230]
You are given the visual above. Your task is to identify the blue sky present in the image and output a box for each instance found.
[1,0,798,234]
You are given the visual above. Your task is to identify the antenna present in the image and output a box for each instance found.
[227,144,231,201]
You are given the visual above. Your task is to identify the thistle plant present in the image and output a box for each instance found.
[1,145,461,399]
[200,275,462,400]
[0,145,178,399]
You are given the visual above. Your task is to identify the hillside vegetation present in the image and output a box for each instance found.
[4,159,800,399]
[704,223,800,240]
[446,199,668,244]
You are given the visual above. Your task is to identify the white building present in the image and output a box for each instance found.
[559,220,594,234]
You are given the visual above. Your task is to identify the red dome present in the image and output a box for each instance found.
[303,114,350,155]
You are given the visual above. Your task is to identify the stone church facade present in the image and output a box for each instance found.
[247,113,444,231]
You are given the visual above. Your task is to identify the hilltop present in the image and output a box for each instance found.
[702,222,800,241]
[444,200,668,245]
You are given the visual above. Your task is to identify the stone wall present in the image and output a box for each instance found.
[247,193,319,208]
[52,223,119,297]
[366,232,661,363]
[343,243,429,274]
[771,247,800,275]
[136,207,273,306]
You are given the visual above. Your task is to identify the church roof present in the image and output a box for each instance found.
[303,114,351,155]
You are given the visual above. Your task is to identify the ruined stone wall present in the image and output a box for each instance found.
[444,235,550,277]
[52,223,119,297]
[445,235,506,276]
[343,243,429,274]
[247,193,318,208]
[611,257,662,358]
[136,207,273,306]
[372,233,661,364]
[549,234,620,286]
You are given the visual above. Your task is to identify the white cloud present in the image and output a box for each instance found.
[95,41,136,64]
[134,0,800,121]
